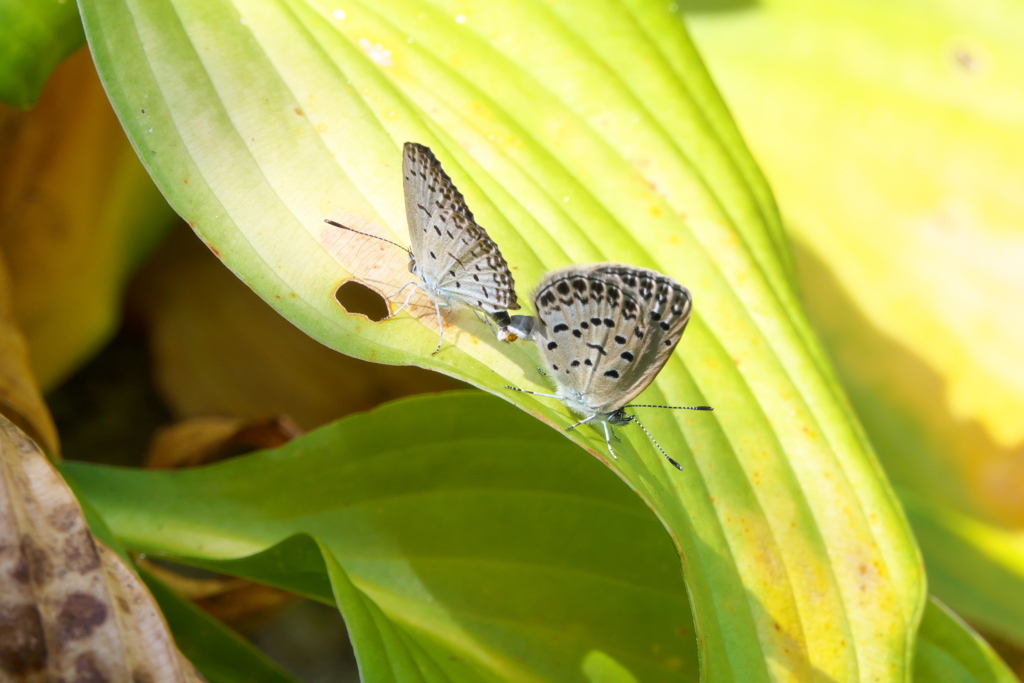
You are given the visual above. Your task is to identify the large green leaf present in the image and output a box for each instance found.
[79,0,926,678]
[65,393,1016,682]
[682,0,1024,645]
[66,393,697,683]
[0,0,84,107]
[68,438,302,682]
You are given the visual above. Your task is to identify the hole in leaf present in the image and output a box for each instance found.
[335,280,389,321]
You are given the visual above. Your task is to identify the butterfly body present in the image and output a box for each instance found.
[531,263,692,410]
[508,263,709,469]
[328,142,520,353]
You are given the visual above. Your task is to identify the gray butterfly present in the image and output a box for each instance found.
[508,263,712,469]
[327,142,520,353]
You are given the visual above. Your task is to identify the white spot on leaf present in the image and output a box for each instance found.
[358,38,393,67]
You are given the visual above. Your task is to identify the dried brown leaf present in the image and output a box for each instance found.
[145,416,302,469]
[130,226,461,430]
[0,413,202,682]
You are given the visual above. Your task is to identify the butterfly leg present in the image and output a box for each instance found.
[600,422,619,460]
[471,309,492,329]
[384,281,419,321]
[431,301,445,355]
[565,414,596,431]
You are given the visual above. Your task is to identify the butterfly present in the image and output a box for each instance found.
[508,263,712,469]
[327,142,521,353]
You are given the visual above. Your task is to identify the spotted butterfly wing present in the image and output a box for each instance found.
[403,142,474,257]
[532,264,691,414]
[419,208,519,313]
[402,142,519,314]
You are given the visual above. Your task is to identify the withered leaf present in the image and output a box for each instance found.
[0,413,204,682]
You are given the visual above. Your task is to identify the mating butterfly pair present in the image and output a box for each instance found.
[327,143,711,470]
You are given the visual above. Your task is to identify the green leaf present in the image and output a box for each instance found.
[915,598,1018,683]
[79,0,926,677]
[683,0,1024,647]
[65,392,698,683]
[902,491,1024,646]
[0,0,85,107]
[65,393,1016,682]
[140,568,301,683]
[65,464,303,682]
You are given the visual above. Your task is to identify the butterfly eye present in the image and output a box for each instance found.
[407,258,417,274]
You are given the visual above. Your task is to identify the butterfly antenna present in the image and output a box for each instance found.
[505,386,560,399]
[626,403,714,411]
[626,414,683,471]
[324,219,412,255]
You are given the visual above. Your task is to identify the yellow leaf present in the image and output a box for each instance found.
[0,49,175,389]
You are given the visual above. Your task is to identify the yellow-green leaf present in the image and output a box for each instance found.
[684,0,1024,644]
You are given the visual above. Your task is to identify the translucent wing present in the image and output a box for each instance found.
[533,264,691,414]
